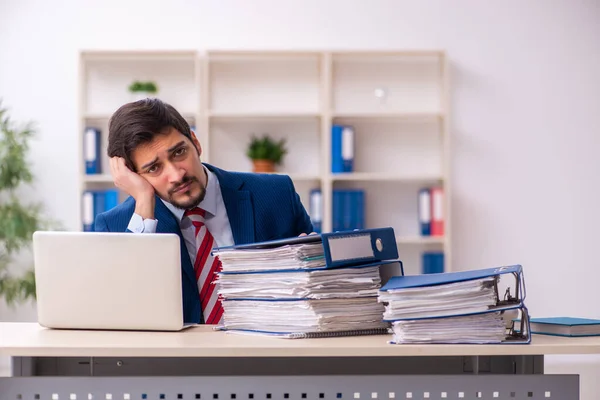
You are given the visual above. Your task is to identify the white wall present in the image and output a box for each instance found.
[1,0,599,395]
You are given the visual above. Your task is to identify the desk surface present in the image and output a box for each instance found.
[1,322,600,358]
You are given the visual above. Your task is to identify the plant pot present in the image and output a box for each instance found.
[252,159,275,173]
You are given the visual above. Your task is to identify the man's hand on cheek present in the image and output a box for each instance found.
[109,157,155,201]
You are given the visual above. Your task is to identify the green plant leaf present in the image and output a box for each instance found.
[246,134,287,165]
[129,81,158,93]
[0,99,57,306]
[144,82,158,93]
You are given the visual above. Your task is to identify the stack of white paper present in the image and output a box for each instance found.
[380,276,498,320]
[390,312,507,344]
[218,266,382,299]
[212,243,390,337]
[222,297,388,334]
[214,243,326,272]
[379,275,510,344]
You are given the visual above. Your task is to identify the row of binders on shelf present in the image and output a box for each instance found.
[82,189,120,231]
[309,188,364,234]
[418,186,444,236]
[210,226,531,343]
[86,122,354,176]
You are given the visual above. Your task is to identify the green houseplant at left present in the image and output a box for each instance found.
[0,100,55,306]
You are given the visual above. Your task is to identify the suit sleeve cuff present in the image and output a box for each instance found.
[127,212,158,233]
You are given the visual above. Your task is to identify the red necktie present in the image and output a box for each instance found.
[183,207,223,324]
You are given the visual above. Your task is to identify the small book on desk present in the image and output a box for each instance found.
[530,317,600,337]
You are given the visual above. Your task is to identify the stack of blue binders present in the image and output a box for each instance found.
[378,265,531,344]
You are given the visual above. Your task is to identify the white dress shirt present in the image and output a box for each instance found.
[127,166,235,266]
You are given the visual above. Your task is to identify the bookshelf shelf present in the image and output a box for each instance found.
[331,111,443,120]
[83,113,113,120]
[273,173,321,181]
[208,112,320,120]
[82,174,114,184]
[396,235,445,245]
[78,49,451,273]
[330,173,443,183]
[80,50,197,62]
[84,112,197,121]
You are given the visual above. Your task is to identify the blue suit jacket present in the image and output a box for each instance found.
[93,163,313,323]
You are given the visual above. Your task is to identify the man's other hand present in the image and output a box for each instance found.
[298,232,318,237]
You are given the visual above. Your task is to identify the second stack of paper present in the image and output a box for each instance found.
[213,242,390,337]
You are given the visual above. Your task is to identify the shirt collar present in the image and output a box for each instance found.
[161,165,218,222]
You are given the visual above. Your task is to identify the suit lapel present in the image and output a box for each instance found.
[220,185,254,245]
[154,197,196,286]
[206,164,255,245]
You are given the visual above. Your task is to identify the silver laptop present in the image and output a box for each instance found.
[32,231,192,331]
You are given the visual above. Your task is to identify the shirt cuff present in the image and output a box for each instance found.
[127,212,158,233]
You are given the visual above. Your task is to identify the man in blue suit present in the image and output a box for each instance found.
[93,98,313,324]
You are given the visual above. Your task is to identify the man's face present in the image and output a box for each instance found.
[131,128,207,209]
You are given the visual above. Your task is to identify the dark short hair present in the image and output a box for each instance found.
[107,98,194,171]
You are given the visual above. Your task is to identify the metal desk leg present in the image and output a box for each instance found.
[472,356,480,374]
[10,357,34,377]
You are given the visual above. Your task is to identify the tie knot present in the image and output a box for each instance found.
[184,207,206,219]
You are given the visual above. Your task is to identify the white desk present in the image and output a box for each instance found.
[2,322,599,399]
[2,322,600,358]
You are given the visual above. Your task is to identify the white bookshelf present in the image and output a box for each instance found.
[78,49,451,274]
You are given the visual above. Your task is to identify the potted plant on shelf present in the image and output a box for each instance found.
[246,134,287,173]
[128,81,158,101]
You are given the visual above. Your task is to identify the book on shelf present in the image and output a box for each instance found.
[418,188,431,235]
[417,186,444,237]
[309,188,322,234]
[83,127,101,175]
[422,251,444,274]
[378,264,531,344]
[211,227,402,338]
[331,124,354,173]
[333,189,364,232]
[82,189,119,231]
